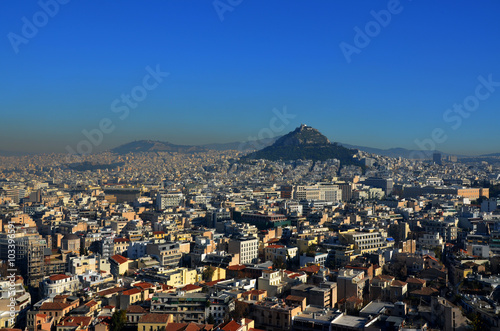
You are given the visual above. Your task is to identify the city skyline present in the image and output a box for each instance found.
[1,1,500,156]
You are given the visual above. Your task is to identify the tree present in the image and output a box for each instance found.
[203,266,215,281]
[272,257,287,270]
[110,310,127,331]
[207,313,215,325]
[230,300,247,321]
[469,313,490,331]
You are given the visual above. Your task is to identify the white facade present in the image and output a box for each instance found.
[228,237,258,265]
[40,274,80,298]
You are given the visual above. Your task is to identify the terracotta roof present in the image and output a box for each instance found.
[40,302,70,311]
[205,279,223,287]
[58,316,92,327]
[153,231,166,235]
[220,320,242,331]
[54,294,69,300]
[139,313,170,324]
[181,284,202,292]
[127,305,146,313]
[424,255,439,262]
[110,254,129,264]
[48,274,70,281]
[299,265,321,273]
[345,296,363,304]
[266,245,285,249]
[227,265,246,271]
[123,288,143,296]
[84,300,98,307]
[406,277,426,284]
[114,238,130,243]
[165,322,213,331]
[98,286,126,296]
[391,280,407,287]
[134,282,155,289]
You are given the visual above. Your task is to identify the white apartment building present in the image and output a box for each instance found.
[228,236,258,265]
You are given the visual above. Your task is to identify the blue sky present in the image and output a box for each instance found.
[1,0,500,155]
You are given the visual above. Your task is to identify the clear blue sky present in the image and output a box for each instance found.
[1,0,500,155]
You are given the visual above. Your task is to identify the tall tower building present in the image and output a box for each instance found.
[433,152,442,165]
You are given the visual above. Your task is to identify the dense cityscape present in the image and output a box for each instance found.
[3,1,500,331]
[0,125,499,331]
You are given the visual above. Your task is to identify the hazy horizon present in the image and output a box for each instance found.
[2,1,500,156]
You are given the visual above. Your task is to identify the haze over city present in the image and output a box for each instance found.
[2,1,500,155]
[5,2,500,331]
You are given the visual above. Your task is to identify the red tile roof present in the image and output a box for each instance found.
[40,302,70,311]
[110,254,129,264]
[127,305,146,313]
[134,282,155,289]
[220,320,242,331]
[84,300,98,307]
[406,277,426,284]
[48,274,70,281]
[123,288,143,296]
[299,265,321,273]
[391,280,407,287]
[227,265,246,271]
[205,279,223,287]
[97,286,126,296]
[181,284,202,292]
[161,284,175,291]
[266,245,285,249]
[165,322,213,331]
[58,316,92,327]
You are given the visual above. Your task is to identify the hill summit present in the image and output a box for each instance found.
[273,124,330,146]
[243,124,362,166]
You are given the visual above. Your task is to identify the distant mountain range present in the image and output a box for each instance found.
[108,134,470,160]
[109,137,278,154]
[202,137,277,151]
[0,137,496,159]
[110,140,207,154]
[242,124,362,166]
